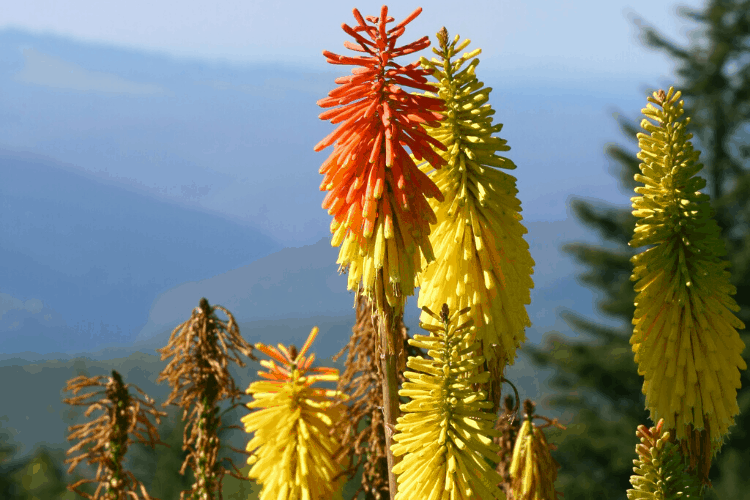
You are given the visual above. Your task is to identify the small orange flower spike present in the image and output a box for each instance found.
[316,5,446,315]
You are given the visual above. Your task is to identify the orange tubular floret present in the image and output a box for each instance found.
[378,6,388,37]
[297,327,320,360]
[349,165,368,196]
[342,25,375,48]
[324,53,379,67]
[277,344,292,361]
[391,7,421,32]
[368,130,384,163]
[255,343,289,365]
[273,365,291,379]
[352,8,367,27]
[318,99,367,122]
[259,359,292,381]
[373,161,385,198]
[301,353,316,371]
[413,164,443,201]
[344,41,371,53]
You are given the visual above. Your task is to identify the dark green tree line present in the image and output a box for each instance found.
[524,1,750,498]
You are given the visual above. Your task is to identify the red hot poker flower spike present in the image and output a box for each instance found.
[315,5,446,316]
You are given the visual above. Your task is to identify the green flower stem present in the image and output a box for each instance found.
[378,268,404,500]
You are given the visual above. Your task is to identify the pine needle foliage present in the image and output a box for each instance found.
[243,326,348,500]
[414,28,534,415]
[629,87,747,483]
[390,304,506,500]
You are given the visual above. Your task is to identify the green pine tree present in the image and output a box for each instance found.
[0,415,22,499]
[523,1,750,498]
[9,447,74,500]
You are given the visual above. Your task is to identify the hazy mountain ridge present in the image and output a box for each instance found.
[1,27,621,356]
[0,150,282,353]
[135,217,600,346]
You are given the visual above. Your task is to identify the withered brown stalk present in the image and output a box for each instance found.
[157,297,257,500]
[63,370,167,500]
[328,292,426,500]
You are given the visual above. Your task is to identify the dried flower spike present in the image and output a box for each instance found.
[390,305,506,500]
[243,326,349,500]
[315,5,446,316]
[627,418,703,499]
[63,370,167,500]
[414,28,534,414]
[629,87,746,481]
[157,298,257,500]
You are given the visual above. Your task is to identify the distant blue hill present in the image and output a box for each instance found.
[0,28,341,248]
[0,150,282,353]
[129,216,605,350]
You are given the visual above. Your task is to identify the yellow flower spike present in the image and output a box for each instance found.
[508,400,563,500]
[414,28,535,412]
[629,86,747,484]
[627,419,704,500]
[390,304,506,500]
[242,327,348,500]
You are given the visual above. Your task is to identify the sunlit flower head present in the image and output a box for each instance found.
[315,5,447,316]
[242,327,348,500]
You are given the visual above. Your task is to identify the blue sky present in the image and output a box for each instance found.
[4,0,703,74]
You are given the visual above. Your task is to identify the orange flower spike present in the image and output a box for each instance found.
[317,5,448,314]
